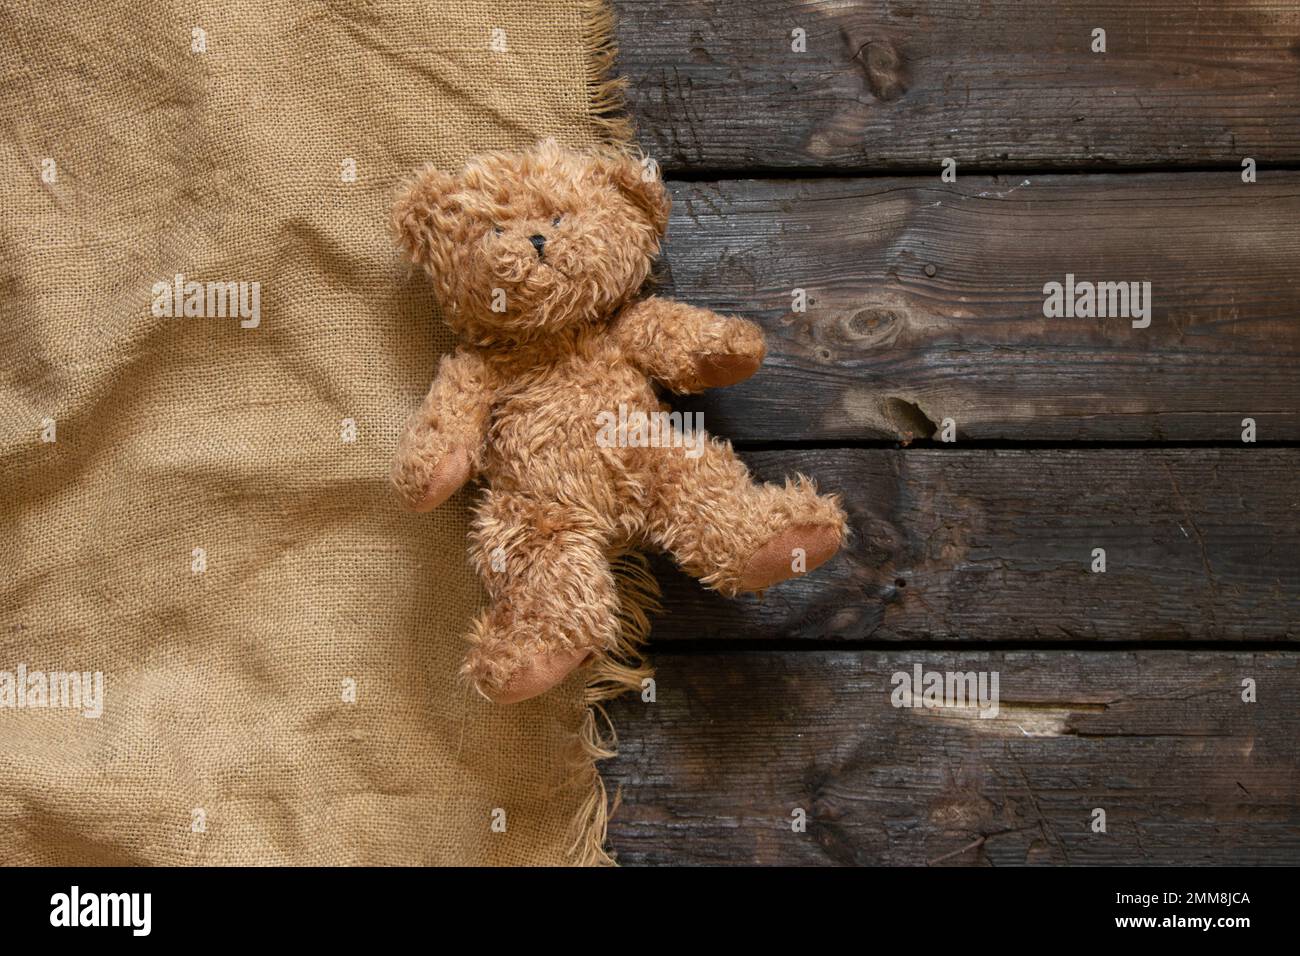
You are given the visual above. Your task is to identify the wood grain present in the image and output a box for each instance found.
[604,650,1300,864]
[647,448,1300,643]
[603,1,1300,866]
[652,174,1300,441]
[613,0,1300,171]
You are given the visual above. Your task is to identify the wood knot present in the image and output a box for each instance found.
[840,306,904,348]
[853,38,908,101]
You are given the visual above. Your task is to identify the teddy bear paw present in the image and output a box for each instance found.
[392,445,472,513]
[695,348,764,388]
[736,521,844,592]
[466,644,592,705]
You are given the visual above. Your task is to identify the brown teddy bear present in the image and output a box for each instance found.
[391,140,846,704]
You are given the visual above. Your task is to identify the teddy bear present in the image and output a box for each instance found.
[390,139,847,704]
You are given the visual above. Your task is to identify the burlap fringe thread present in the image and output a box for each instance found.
[579,0,634,146]
[556,0,655,868]
[564,551,660,866]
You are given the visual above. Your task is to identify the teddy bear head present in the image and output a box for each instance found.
[392,139,670,345]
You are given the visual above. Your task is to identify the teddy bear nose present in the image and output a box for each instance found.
[529,234,546,256]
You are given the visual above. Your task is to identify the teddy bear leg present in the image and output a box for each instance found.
[462,494,620,704]
[643,435,846,596]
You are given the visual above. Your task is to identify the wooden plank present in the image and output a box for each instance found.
[603,650,1300,864]
[653,175,1300,441]
[648,448,1300,643]
[613,0,1300,171]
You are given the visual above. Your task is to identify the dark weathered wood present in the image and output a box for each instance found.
[607,3,1300,867]
[613,0,1300,171]
[604,650,1300,864]
[653,174,1300,440]
[648,448,1300,643]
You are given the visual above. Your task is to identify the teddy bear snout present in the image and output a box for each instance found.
[529,234,546,257]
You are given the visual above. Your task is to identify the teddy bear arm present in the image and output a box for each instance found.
[391,350,493,512]
[615,296,767,394]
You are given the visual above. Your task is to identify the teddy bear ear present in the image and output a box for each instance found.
[391,165,461,270]
[588,148,671,236]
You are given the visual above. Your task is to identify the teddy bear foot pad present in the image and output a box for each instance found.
[736,522,842,592]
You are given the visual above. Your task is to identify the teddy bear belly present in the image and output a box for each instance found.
[481,397,678,503]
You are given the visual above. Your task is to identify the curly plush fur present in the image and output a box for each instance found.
[391,140,847,704]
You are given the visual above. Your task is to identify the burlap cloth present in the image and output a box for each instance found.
[0,0,637,865]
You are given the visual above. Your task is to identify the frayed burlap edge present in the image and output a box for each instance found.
[565,552,659,866]
[562,0,653,867]
[579,0,634,146]
[440,2,648,865]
